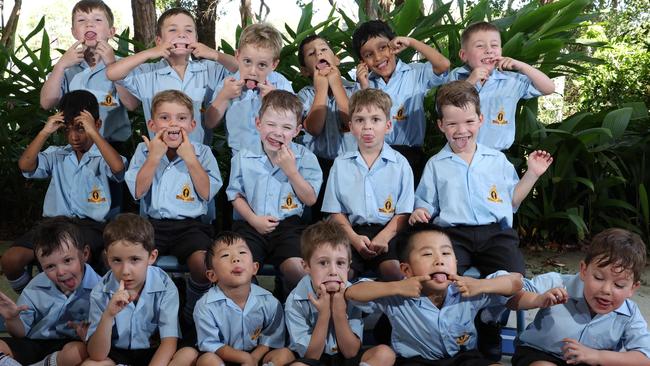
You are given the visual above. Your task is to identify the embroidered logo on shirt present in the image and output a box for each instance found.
[87,186,107,203]
[456,333,470,348]
[492,107,508,125]
[280,192,298,210]
[487,185,503,203]
[331,346,338,353]
[251,327,262,340]
[176,183,195,202]
[99,93,117,107]
[393,105,407,121]
[378,195,395,213]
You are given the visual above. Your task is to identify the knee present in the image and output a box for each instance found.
[58,341,88,365]
[364,344,396,366]
[187,251,208,280]
[1,247,34,276]
[197,352,223,366]
[279,258,306,284]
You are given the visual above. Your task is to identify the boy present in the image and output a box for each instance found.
[322,88,414,281]
[124,89,222,323]
[508,228,650,366]
[352,20,450,180]
[345,223,523,365]
[3,89,126,293]
[205,22,294,155]
[84,213,179,365]
[40,0,138,144]
[182,232,292,366]
[0,217,101,366]
[226,89,322,293]
[409,80,553,360]
[447,21,555,151]
[106,7,237,144]
[285,220,396,366]
[297,34,357,221]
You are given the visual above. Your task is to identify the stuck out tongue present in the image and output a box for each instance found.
[455,136,469,150]
[63,277,77,289]
[432,273,448,283]
[85,31,97,40]
[316,60,330,70]
[245,79,258,89]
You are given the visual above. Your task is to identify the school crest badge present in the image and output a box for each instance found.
[378,195,395,213]
[99,93,117,107]
[487,185,503,203]
[393,105,407,121]
[250,327,262,340]
[455,333,470,346]
[176,183,195,202]
[492,107,508,125]
[280,192,298,210]
[87,186,107,203]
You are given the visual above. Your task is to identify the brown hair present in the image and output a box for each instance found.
[103,213,155,253]
[72,0,115,28]
[33,217,86,258]
[461,21,500,48]
[205,231,249,270]
[156,7,196,37]
[239,23,283,60]
[151,89,193,116]
[585,228,647,282]
[258,90,303,126]
[435,80,481,119]
[349,88,392,120]
[301,220,352,263]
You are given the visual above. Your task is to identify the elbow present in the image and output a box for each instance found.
[304,194,317,207]
[511,272,524,293]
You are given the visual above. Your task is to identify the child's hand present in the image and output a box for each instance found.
[330,282,348,312]
[176,129,195,161]
[356,62,370,89]
[494,56,524,72]
[308,283,331,314]
[43,112,66,135]
[398,275,432,297]
[370,232,389,255]
[75,110,99,138]
[241,354,258,366]
[467,67,490,85]
[0,291,29,320]
[535,287,569,308]
[449,274,482,297]
[106,280,132,318]
[57,41,86,69]
[251,215,280,234]
[526,150,553,177]
[325,64,342,85]
[313,65,330,92]
[189,42,218,60]
[220,77,244,100]
[352,234,376,259]
[562,338,599,365]
[142,129,168,160]
[67,320,90,340]
[149,42,174,59]
[272,144,297,176]
[389,36,411,54]
[258,80,276,98]
[95,39,116,65]
[409,208,431,225]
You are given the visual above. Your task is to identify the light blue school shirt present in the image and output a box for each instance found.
[60,59,131,142]
[214,71,293,155]
[372,271,509,359]
[363,59,446,147]
[518,273,650,358]
[18,263,100,340]
[194,284,285,353]
[226,141,322,220]
[125,141,222,219]
[298,79,357,160]
[322,143,414,226]
[285,276,370,357]
[446,66,542,150]
[123,58,229,144]
[414,143,518,228]
[23,145,126,222]
[86,266,179,349]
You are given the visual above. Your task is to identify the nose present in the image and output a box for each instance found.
[601,281,612,295]
[56,265,66,277]
[231,255,241,263]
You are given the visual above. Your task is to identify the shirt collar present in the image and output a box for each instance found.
[155,59,205,75]
[455,65,509,80]
[369,59,409,81]
[344,142,397,164]
[433,142,497,161]
[205,283,268,303]
[101,266,166,294]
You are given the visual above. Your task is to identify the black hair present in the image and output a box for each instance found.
[397,223,450,263]
[33,216,86,258]
[351,20,396,59]
[205,231,249,270]
[297,34,325,67]
[58,90,100,124]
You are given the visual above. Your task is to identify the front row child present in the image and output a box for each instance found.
[284,220,396,366]
[84,213,181,365]
[508,228,650,366]
[227,89,322,294]
[0,217,101,366]
[345,224,523,366]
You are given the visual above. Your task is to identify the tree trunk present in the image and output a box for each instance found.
[1,0,21,52]
[364,0,378,19]
[240,0,252,28]
[197,0,217,49]
[131,0,156,51]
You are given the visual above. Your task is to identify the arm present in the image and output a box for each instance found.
[232,196,280,234]
[273,145,317,206]
[189,42,238,73]
[77,111,124,174]
[390,37,450,75]
[344,276,431,303]
[561,339,650,366]
[216,345,257,365]
[330,213,376,259]
[371,214,408,254]
[0,292,28,338]
[18,112,65,172]
[302,70,330,136]
[249,345,270,365]
[450,272,523,297]
[177,130,210,200]
[497,57,555,95]
[87,281,132,361]
[115,84,140,111]
[506,287,568,310]
[204,77,243,129]
[304,285,331,360]
[40,41,85,109]
[106,43,171,81]
[512,150,553,207]
[148,337,177,366]
[331,285,361,359]
[134,132,168,199]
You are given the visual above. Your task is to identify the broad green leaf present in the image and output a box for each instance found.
[392,0,422,36]
[602,107,633,140]
[296,2,313,34]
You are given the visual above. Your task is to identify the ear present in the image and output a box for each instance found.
[147,119,156,132]
[477,113,484,127]
[333,55,341,66]
[252,261,260,276]
[189,119,197,131]
[631,281,641,295]
[292,123,302,138]
[459,48,467,63]
[400,262,412,277]
[255,116,262,131]
[385,119,392,131]
[303,260,311,274]
[437,119,444,132]
[148,249,158,265]
[82,245,91,262]
[271,59,279,70]
[579,260,588,281]
[109,26,116,38]
[155,36,162,46]
[206,269,218,283]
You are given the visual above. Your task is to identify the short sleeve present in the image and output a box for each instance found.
[85,287,107,342]
[22,147,58,179]
[298,150,323,200]
[284,296,312,357]
[157,277,180,339]
[259,298,286,349]
[194,300,226,353]
[124,143,147,200]
[414,158,440,217]
[226,153,245,201]
[395,158,415,215]
[622,305,650,358]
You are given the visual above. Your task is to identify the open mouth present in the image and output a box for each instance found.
[429,272,448,283]
[316,59,330,70]
[231,267,245,275]
[84,31,97,41]
[166,129,182,141]
[59,276,77,290]
[266,136,283,148]
[595,297,611,308]
[375,60,388,70]
[453,135,470,149]
[244,78,259,89]
[480,57,495,65]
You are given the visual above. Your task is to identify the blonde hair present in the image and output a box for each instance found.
[259,90,302,126]
[151,90,193,116]
[238,23,283,60]
[349,88,392,119]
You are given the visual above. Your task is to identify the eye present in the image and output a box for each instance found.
[111,258,121,264]
[243,58,252,65]
[45,264,56,271]
[337,260,347,266]
[220,253,229,258]
[372,117,380,123]
[259,63,268,69]
[64,257,74,264]
[239,251,247,255]
[615,283,626,289]
[593,274,603,281]
[422,252,432,257]
[318,260,327,266]
[307,50,315,57]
